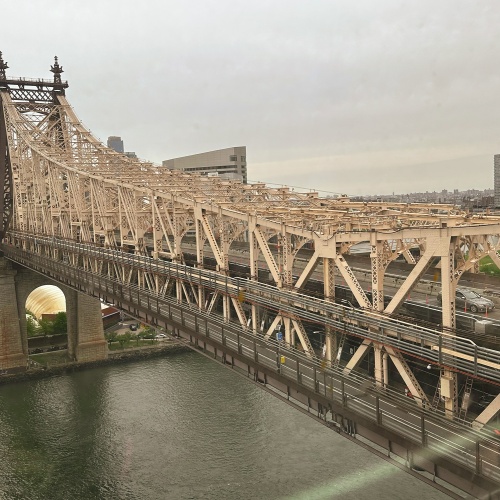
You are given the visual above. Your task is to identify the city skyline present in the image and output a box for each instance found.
[3,1,500,196]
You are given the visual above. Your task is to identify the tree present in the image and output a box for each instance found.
[116,332,132,349]
[52,312,67,334]
[37,318,54,337]
[142,327,156,344]
[105,331,117,345]
[26,316,38,337]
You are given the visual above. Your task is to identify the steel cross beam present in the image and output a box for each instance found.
[2,239,500,497]
[3,63,500,421]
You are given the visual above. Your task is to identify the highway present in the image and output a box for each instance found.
[178,240,500,344]
[8,233,500,381]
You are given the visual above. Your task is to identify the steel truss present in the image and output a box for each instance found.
[2,59,500,423]
[3,238,500,497]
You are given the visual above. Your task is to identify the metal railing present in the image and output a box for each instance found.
[7,232,500,383]
[3,236,500,488]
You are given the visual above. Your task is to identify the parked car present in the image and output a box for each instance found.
[437,288,495,313]
[470,393,498,416]
[477,393,497,409]
[157,333,167,338]
[129,324,138,331]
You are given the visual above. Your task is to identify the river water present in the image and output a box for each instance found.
[0,351,452,500]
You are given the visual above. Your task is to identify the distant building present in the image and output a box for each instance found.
[107,136,124,153]
[108,137,137,158]
[163,147,247,183]
[495,154,500,208]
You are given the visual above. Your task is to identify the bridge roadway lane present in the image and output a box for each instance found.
[3,238,500,495]
[7,234,500,381]
[171,302,500,489]
[180,241,500,323]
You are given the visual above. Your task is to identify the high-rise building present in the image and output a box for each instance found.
[495,155,500,208]
[163,147,247,183]
[107,136,124,153]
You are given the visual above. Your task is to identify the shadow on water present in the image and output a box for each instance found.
[0,352,452,500]
[0,370,129,500]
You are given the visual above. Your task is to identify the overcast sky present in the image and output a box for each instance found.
[3,1,500,196]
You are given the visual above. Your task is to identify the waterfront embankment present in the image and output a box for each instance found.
[0,341,190,386]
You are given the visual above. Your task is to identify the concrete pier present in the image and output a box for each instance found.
[0,257,107,370]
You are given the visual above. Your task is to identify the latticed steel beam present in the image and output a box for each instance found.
[4,59,500,419]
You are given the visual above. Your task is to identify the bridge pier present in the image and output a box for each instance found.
[0,257,107,370]
[0,258,27,370]
[65,291,108,362]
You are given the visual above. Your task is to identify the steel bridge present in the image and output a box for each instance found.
[1,53,500,498]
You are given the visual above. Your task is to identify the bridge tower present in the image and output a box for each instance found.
[0,55,107,370]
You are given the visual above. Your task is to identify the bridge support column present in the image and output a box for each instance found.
[440,236,458,419]
[65,291,108,362]
[284,316,293,347]
[370,240,386,312]
[323,257,336,365]
[249,224,260,334]
[0,259,26,370]
[373,344,386,388]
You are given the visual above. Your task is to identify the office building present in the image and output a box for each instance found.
[163,147,247,183]
[107,136,124,153]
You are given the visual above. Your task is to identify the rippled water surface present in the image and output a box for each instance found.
[0,352,450,499]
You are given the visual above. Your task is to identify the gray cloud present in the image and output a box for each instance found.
[3,0,500,195]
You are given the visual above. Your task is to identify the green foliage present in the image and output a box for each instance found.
[52,312,67,334]
[37,318,54,337]
[108,338,154,350]
[26,316,38,337]
[30,312,67,337]
[116,332,132,348]
[479,255,500,276]
[142,330,157,344]
[105,331,117,345]
[142,327,156,339]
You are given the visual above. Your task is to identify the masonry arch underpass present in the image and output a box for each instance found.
[26,284,66,320]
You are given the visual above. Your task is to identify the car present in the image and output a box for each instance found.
[470,393,498,416]
[129,324,138,331]
[437,288,495,313]
[157,333,167,338]
[477,394,497,408]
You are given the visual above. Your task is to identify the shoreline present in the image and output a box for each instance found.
[0,342,191,386]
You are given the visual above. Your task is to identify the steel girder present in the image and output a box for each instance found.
[3,81,500,418]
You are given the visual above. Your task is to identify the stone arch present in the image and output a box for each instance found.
[26,285,66,319]
[0,257,107,370]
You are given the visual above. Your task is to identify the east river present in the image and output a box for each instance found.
[0,351,452,500]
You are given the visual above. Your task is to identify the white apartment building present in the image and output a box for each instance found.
[162,147,247,183]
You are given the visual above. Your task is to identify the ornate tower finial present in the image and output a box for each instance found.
[50,55,63,84]
[0,51,8,80]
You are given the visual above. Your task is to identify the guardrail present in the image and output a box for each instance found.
[3,236,500,492]
[4,232,500,383]
[2,77,68,86]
